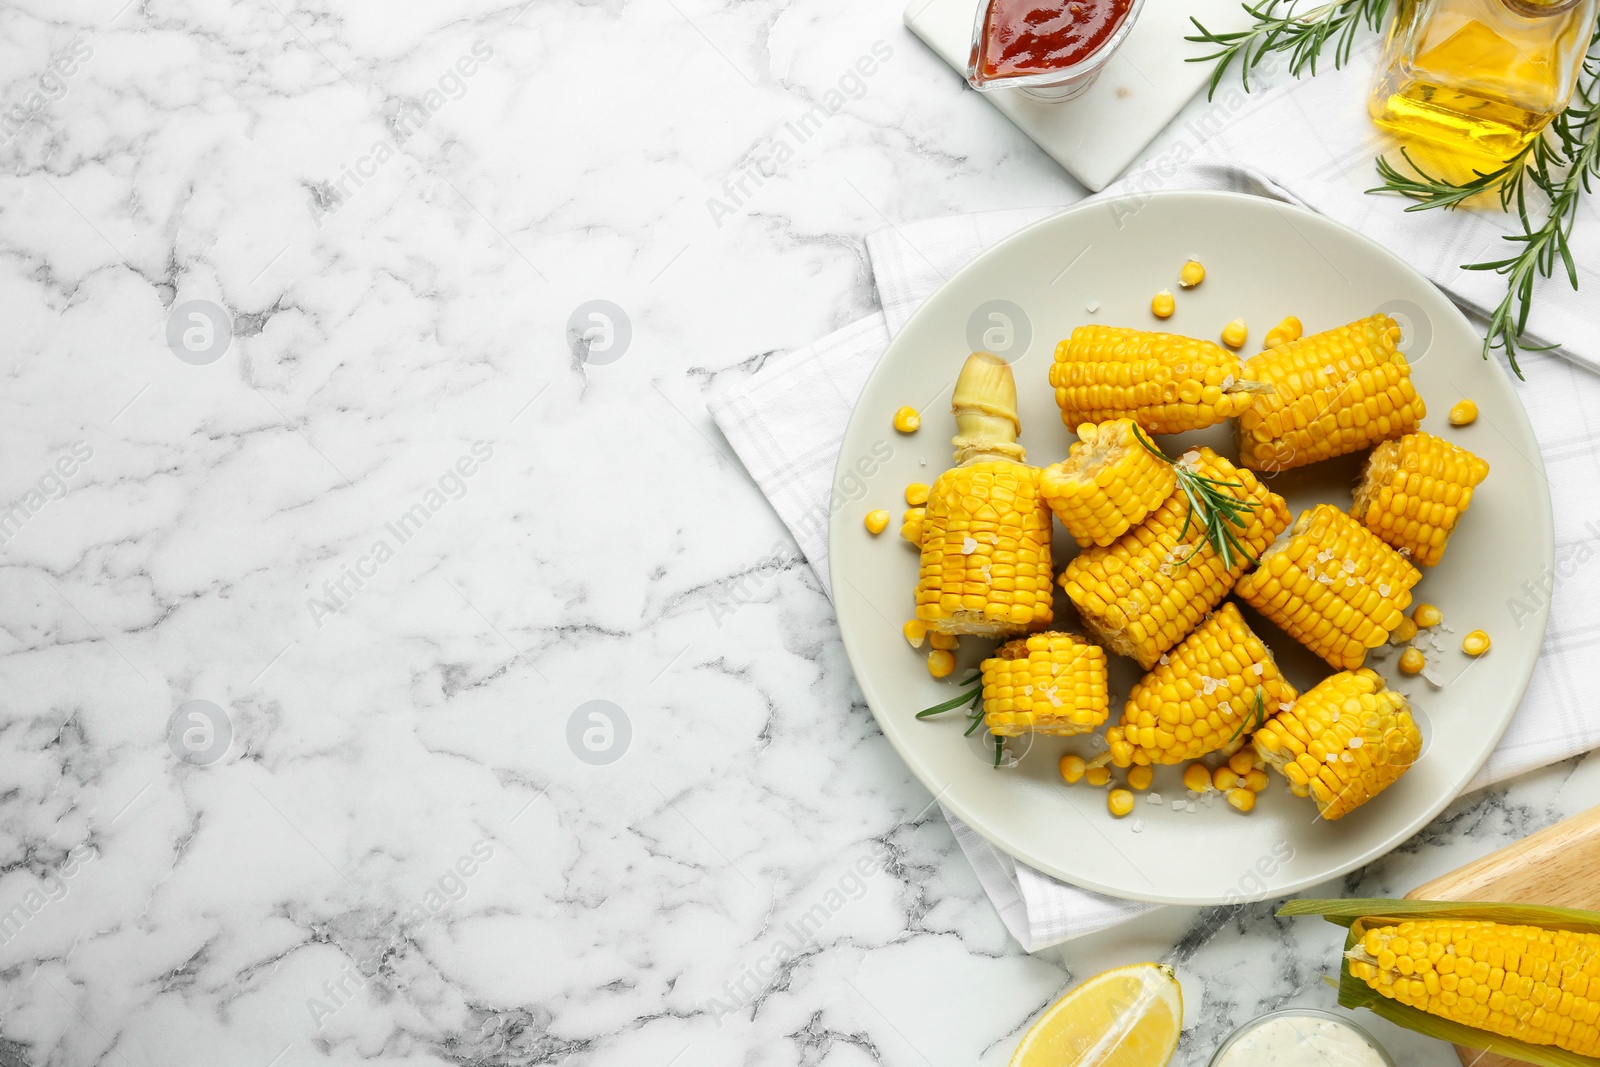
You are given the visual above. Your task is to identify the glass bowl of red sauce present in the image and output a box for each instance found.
[965,0,1145,100]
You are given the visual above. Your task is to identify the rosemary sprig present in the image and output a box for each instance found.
[1131,426,1261,570]
[1186,0,1391,98]
[915,672,1004,766]
[1228,686,1269,743]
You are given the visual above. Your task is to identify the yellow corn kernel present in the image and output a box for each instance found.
[905,482,930,507]
[1040,418,1178,548]
[1214,766,1241,791]
[1051,326,1263,435]
[1183,763,1213,793]
[1059,753,1087,784]
[1085,765,1111,787]
[1127,765,1153,791]
[1235,505,1422,670]
[893,406,921,433]
[865,509,890,535]
[1220,318,1248,349]
[1179,260,1206,288]
[903,620,928,648]
[1244,768,1269,792]
[1463,630,1491,656]
[1263,316,1303,349]
[1229,748,1257,776]
[900,507,925,544]
[1449,398,1478,426]
[1237,314,1425,472]
[929,631,959,651]
[982,633,1110,738]
[927,650,955,678]
[1390,616,1418,644]
[1354,432,1490,567]
[1414,603,1443,628]
[1108,788,1136,817]
[1151,290,1175,318]
[1399,647,1426,675]
[1226,787,1256,812]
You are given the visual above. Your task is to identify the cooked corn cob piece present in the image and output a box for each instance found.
[1353,432,1490,567]
[914,352,1052,636]
[1235,505,1421,670]
[1348,919,1600,1057]
[1104,603,1297,767]
[1060,449,1290,668]
[1040,419,1177,548]
[1236,314,1426,472]
[981,632,1109,738]
[1253,668,1421,820]
[1050,325,1267,435]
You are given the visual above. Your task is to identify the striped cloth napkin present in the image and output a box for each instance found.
[708,58,1600,951]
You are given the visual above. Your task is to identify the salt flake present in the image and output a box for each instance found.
[962,537,978,554]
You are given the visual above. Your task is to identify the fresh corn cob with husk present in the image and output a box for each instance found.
[1235,504,1421,670]
[1050,325,1271,435]
[1253,668,1421,820]
[1040,418,1178,548]
[913,352,1053,637]
[1354,432,1490,567]
[981,632,1109,738]
[1236,314,1426,472]
[1104,603,1298,767]
[1060,448,1290,669]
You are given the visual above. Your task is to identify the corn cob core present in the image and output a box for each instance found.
[914,353,1052,636]
[982,632,1109,738]
[1236,314,1426,472]
[1040,419,1178,548]
[1050,325,1263,435]
[1236,505,1421,670]
[1253,668,1421,820]
[1354,432,1490,567]
[1105,603,1298,767]
[1348,919,1600,1056]
[1060,449,1290,669]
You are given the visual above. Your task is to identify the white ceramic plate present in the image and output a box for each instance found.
[830,190,1553,906]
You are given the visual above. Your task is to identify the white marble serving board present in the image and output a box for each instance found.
[905,0,1256,190]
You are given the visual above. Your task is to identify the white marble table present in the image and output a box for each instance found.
[0,3,1590,1065]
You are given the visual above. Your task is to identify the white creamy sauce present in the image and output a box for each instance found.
[1214,1015,1388,1067]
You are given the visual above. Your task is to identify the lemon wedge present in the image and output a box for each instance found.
[1010,962,1182,1067]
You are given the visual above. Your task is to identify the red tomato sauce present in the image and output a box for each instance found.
[977,0,1134,78]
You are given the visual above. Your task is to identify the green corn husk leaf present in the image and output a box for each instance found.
[1282,898,1600,1067]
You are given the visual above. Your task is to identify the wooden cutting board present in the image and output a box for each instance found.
[1404,804,1600,1067]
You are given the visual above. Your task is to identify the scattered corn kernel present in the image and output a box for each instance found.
[928,631,959,651]
[1085,765,1112,787]
[893,406,921,433]
[1263,315,1303,349]
[1462,630,1491,656]
[1151,290,1175,319]
[1226,787,1257,813]
[927,650,955,678]
[905,482,930,507]
[1390,616,1418,645]
[902,620,928,648]
[900,507,925,543]
[1178,260,1206,288]
[1183,763,1212,793]
[1244,768,1269,792]
[1220,318,1248,349]
[1228,749,1257,776]
[864,509,890,535]
[1398,647,1427,675]
[1127,765,1153,791]
[1449,398,1478,426]
[1059,753,1087,785]
[1213,766,1241,791]
[1108,789,1136,817]
[1413,603,1443,628]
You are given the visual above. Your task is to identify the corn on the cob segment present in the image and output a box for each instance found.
[914,353,1053,636]
[1104,603,1298,767]
[1348,919,1600,1056]
[1050,326,1264,435]
[1354,432,1490,567]
[1254,668,1421,820]
[1040,419,1177,548]
[1235,505,1421,670]
[981,632,1110,738]
[1236,314,1426,471]
[1060,449,1290,668]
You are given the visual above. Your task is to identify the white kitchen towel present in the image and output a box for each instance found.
[709,57,1600,952]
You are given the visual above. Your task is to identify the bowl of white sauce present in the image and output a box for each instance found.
[1209,1008,1395,1067]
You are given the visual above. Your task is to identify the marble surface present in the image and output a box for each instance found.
[0,2,1594,1066]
